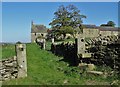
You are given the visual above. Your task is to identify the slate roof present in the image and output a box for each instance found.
[31,24,120,33]
[98,27,120,31]
[31,24,48,33]
[83,24,97,28]
[83,24,120,31]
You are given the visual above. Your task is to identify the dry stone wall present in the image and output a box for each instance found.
[51,41,78,66]
[0,43,27,81]
[88,36,120,73]
[50,35,120,72]
[0,56,18,81]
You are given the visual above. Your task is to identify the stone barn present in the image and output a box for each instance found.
[99,27,119,36]
[82,25,100,38]
[82,25,120,38]
[31,21,48,43]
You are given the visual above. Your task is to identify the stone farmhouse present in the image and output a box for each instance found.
[31,21,120,42]
[31,21,49,42]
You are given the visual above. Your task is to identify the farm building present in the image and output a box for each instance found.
[82,24,120,38]
[31,21,49,42]
[31,21,120,42]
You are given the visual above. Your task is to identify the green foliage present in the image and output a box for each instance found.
[107,21,116,27]
[100,21,116,27]
[16,41,22,44]
[100,24,107,26]
[59,26,74,37]
[49,4,86,39]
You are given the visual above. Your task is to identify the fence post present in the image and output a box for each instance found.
[76,34,85,55]
[16,44,27,78]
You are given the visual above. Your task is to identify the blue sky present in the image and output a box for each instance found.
[2,2,119,43]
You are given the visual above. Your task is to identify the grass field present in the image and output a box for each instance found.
[1,44,15,60]
[1,41,120,85]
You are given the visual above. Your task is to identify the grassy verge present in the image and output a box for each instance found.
[2,43,119,85]
[2,43,84,85]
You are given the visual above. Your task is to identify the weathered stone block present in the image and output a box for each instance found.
[79,63,95,71]
[79,53,92,58]
[1,56,18,81]
[76,34,85,54]
[87,64,95,71]
[51,38,54,43]
[16,44,27,78]
[87,71,103,75]
[78,63,88,70]
[5,63,13,67]
[13,56,17,61]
